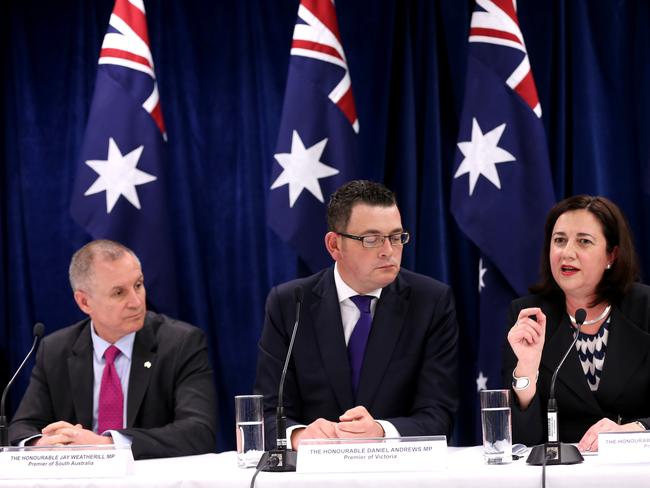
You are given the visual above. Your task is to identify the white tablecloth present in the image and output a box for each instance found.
[1,447,649,487]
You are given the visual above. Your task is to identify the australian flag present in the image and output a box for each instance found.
[70,0,177,314]
[450,0,555,413]
[268,0,361,272]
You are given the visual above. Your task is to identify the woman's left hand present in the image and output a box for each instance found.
[578,418,643,452]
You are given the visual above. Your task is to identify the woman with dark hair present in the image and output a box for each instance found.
[503,195,650,451]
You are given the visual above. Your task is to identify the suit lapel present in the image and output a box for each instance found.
[68,322,94,430]
[356,276,408,408]
[311,269,354,412]
[126,314,157,427]
[597,307,650,405]
[541,311,602,416]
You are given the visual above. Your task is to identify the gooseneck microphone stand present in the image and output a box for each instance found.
[527,309,587,465]
[0,323,45,447]
[257,287,303,472]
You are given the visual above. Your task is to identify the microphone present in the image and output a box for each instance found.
[257,287,303,472]
[0,322,45,447]
[527,309,586,465]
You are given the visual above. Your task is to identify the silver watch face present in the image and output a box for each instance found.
[513,377,530,390]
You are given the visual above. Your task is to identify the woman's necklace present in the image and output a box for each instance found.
[569,304,611,326]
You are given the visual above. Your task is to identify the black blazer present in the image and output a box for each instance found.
[502,283,650,445]
[9,312,217,459]
[254,267,459,447]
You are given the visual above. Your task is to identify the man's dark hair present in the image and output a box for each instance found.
[531,195,639,306]
[326,180,397,232]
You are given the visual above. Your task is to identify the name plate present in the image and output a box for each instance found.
[0,445,134,479]
[598,431,650,464]
[297,435,447,473]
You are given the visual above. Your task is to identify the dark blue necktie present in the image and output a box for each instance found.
[348,295,373,397]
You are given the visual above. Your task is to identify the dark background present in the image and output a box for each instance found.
[2,1,650,450]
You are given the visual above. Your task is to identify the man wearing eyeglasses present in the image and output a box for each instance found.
[255,180,459,450]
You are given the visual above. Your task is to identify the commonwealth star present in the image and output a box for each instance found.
[84,137,157,213]
[271,130,339,207]
[454,118,515,196]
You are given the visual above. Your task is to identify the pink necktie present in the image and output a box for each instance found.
[97,345,124,433]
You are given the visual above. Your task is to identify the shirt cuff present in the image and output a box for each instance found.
[376,420,400,438]
[18,434,42,447]
[106,430,133,447]
[286,424,306,448]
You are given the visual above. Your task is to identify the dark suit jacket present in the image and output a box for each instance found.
[502,283,650,445]
[9,312,217,459]
[254,267,459,448]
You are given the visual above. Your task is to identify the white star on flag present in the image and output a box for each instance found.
[478,258,487,293]
[476,371,488,392]
[454,118,515,196]
[84,137,157,213]
[271,130,339,207]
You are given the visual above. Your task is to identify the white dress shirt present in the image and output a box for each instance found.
[333,262,381,344]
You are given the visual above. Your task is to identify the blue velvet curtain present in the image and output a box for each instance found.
[3,0,650,450]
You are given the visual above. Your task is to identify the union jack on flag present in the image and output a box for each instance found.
[450,0,555,406]
[467,1,542,118]
[70,0,178,314]
[267,0,362,272]
[98,0,166,138]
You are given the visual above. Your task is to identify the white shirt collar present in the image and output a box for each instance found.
[90,321,136,362]
[333,262,382,302]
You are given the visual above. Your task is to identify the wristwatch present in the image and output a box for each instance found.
[512,370,538,391]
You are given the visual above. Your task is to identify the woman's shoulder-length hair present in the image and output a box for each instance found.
[530,195,639,306]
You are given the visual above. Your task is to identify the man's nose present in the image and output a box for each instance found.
[127,288,143,307]
[378,236,394,256]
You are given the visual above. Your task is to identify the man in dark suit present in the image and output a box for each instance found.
[255,180,458,450]
[9,239,217,459]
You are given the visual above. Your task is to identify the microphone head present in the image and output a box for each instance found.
[574,308,587,326]
[294,286,303,304]
[33,322,45,339]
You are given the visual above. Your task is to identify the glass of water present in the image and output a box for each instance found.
[235,395,265,468]
[480,389,512,464]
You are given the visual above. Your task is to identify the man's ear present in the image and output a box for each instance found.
[325,231,342,261]
[74,290,92,315]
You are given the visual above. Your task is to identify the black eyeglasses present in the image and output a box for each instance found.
[338,232,410,248]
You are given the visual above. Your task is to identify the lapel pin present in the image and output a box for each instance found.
[144,361,152,369]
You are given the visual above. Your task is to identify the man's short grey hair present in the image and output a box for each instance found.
[69,239,140,292]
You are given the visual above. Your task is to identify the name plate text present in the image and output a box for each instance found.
[0,446,133,479]
[297,436,447,473]
[598,431,650,464]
